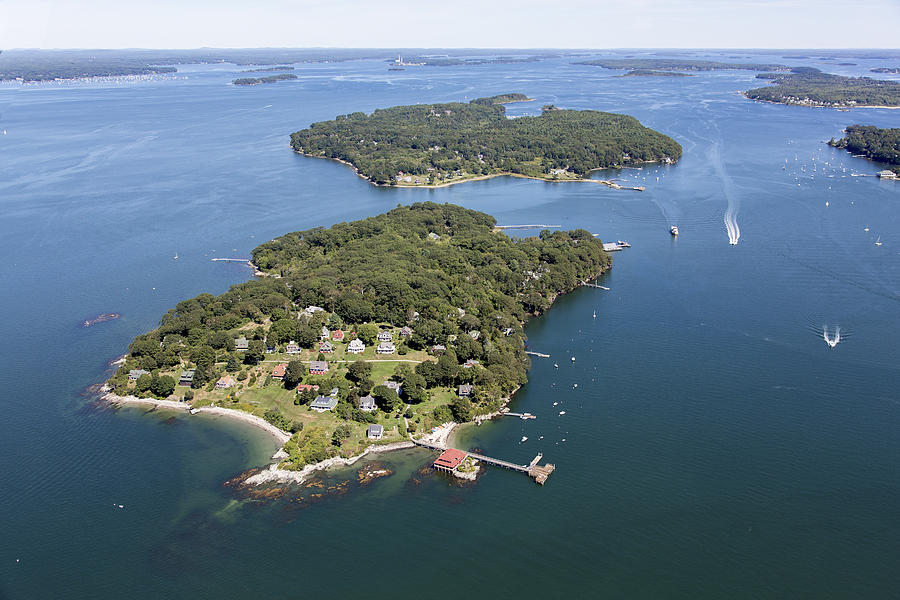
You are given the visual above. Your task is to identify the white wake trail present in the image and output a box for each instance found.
[823,325,841,348]
[709,141,741,245]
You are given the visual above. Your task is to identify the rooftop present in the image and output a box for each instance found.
[434,448,468,470]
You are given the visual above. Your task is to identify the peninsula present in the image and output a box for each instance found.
[828,125,900,175]
[106,203,611,473]
[290,95,681,186]
[744,68,900,108]
[576,58,789,72]
[619,69,693,78]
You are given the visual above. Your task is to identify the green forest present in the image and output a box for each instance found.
[232,74,298,85]
[744,69,900,107]
[110,203,612,467]
[289,97,681,185]
[576,59,788,71]
[828,125,900,174]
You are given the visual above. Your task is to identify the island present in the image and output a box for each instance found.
[232,73,299,86]
[289,95,681,187]
[619,69,693,78]
[105,203,611,480]
[575,59,789,72]
[871,67,900,74]
[828,125,900,176]
[744,68,900,108]
[469,93,534,104]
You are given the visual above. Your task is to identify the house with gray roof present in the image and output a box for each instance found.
[347,339,365,354]
[128,369,150,381]
[309,361,329,375]
[400,326,413,338]
[384,381,402,396]
[285,341,300,354]
[458,384,474,397]
[179,370,195,387]
[376,342,396,354]
[367,424,384,440]
[377,330,393,342]
[359,395,376,412]
[310,396,338,411]
[234,337,249,351]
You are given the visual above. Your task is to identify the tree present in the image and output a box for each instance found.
[135,373,152,393]
[190,345,217,372]
[225,353,241,371]
[244,339,265,365]
[284,359,305,388]
[332,423,352,446]
[371,385,401,412]
[357,323,378,345]
[151,375,175,398]
[449,396,474,422]
[347,360,373,383]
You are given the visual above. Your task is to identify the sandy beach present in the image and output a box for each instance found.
[102,390,292,445]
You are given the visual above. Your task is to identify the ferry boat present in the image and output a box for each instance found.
[670,226,679,236]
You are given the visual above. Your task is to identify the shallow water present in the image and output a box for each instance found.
[0,52,898,598]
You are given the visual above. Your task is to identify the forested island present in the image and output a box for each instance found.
[576,59,789,72]
[290,95,681,186]
[744,68,900,107]
[470,93,534,104]
[232,74,299,85]
[828,125,900,175]
[107,203,611,469]
[619,69,693,78]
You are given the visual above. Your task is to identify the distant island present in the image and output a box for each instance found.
[106,203,611,475]
[576,59,790,72]
[241,66,295,73]
[232,74,299,86]
[828,125,900,175]
[871,67,900,74]
[744,68,900,107]
[290,95,681,187]
[469,93,534,104]
[619,69,693,78]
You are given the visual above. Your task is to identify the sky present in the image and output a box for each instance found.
[2,0,899,49]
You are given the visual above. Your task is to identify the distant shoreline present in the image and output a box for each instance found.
[295,151,648,190]
[742,94,900,110]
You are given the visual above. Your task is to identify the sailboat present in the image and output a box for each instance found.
[173,253,178,260]
[875,236,882,246]
[593,310,596,319]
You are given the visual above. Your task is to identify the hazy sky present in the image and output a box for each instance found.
[2,0,899,49]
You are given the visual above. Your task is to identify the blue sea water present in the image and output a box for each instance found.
[0,53,898,598]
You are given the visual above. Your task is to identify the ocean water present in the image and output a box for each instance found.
[0,53,898,598]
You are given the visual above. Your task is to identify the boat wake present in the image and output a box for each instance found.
[709,133,740,245]
[823,325,841,348]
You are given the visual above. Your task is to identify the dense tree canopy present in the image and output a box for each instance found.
[290,98,681,184]
[745,69,900,107]
[829,125,900,174]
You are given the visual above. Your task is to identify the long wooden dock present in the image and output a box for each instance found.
[525,351,550,358]
[211,258,251,263]
[413,438,554,484]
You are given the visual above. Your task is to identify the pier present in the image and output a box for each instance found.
[580,281,610,290]
[211,258,251,263]
[413,438,555,485]
[525,351,550,358]
[503,412,536,420]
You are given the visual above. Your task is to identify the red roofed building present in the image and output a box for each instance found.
[296,384,320,393]
[433,448,468,473]
[332,329,344,341]
[272,363,288,379]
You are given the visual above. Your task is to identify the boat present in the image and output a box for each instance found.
[570,356,575,362]
[520,436,528,443]
[558,411,566,415]
[173,253,178,260]
[670,225,679,236]
[875,236,882,246]
[593,310,596,319]
[616,240,631,247]
[864,227,869,232]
